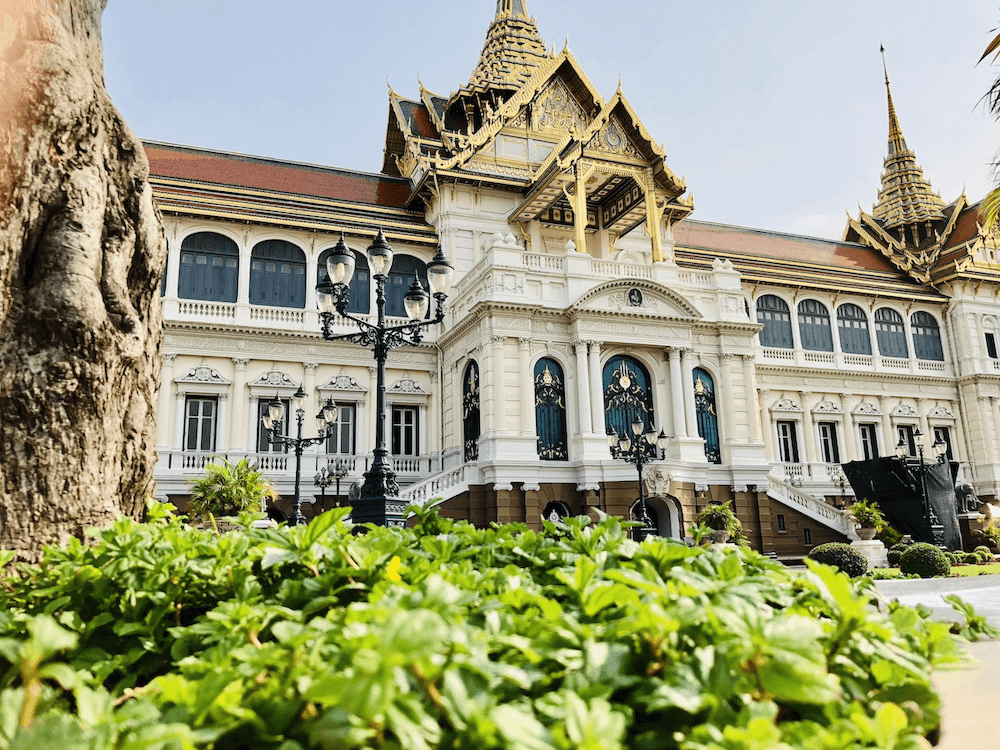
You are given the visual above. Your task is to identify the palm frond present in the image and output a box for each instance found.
[981,30,1000,64]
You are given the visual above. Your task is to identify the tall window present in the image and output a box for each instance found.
[179,232,239,303]
[896,425,916,457]
[875,308,908,358]
[391,406,419,456]
[326,403,356,455]
[911,312,944,361]
[257,400,289,453]
[462,362,480,462]
[184,397,217,452]
[798,300,834,352]
[250,240,306,308]
[318,247,370,314]
[986,332,998,359]
[693,368,721,464]
[776,421,799,463]
[386,255,429,318]
[859,423,879,460]
[837,304,872,355]
[603,355,654,440]
[933,426,954,462]
[534,358,568,461]
[756,295,793,349]
[818,422,840,463]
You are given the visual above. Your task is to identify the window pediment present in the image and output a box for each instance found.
[570,280,701,320]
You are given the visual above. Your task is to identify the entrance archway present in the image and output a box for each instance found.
[630,496,683,541]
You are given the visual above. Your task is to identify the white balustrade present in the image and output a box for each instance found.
[177,300,236,320]
[766,475,852,535]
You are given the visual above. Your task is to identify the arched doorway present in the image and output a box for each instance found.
[541,501,571,524]
[629,496,683,541]
[462,361,480,462]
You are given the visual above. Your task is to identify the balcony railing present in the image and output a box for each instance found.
[157,450,435,483]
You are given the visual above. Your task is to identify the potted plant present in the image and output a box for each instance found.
[188,458,278,528]
[697,501,740,544]
[847,498,885,541]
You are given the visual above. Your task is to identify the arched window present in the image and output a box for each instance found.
[756,295,793,348]
[798,300,833,352]
[837,304,872,355]
[318,246,370,314]
[462,362,480,462]
[911,312,944,361]
[534,358,568,461]
[603,355,654,439]
[693,368,721,464]
[250,240,306,308]
[874,308,908,359]
[178,232,239,303]
[542,502,571,523]
[386,255,429,318]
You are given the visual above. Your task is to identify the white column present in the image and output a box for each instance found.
[668,348,688,438]
[452,361,462,448]
[573,341,593,438]
[759,388,773,460]
[917,398,930,440]
[237,231,252,305]
[654,359,673,438]
[982,397,1000,464]
[519,339,533,436]
[719,353,736,447]
[174,390,187,451]
[216,394,229,453]
[164,235,181,298]
[492,336,507,432]
[800,392,818,467]
[842,395,859,463]
[304,363,319,413]
[681,349,698,439]
[230,358,249,453]
[878,396,894,456]
[588,340,604,434]
[158,354,177,450]
[368,367,378,456]
[743,355,761,441]
[419,406,428,456]
[305,238,319,312]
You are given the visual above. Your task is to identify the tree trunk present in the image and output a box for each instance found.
[0,0,166,559]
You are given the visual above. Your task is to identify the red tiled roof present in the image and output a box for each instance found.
[674,221,899,273]
[398,100,439,140]
[944,204,982,249]
[144,142,413,208]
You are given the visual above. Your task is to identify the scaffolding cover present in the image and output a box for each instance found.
[841,458,962,550]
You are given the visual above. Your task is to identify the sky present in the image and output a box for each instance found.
[103,0,1000,241]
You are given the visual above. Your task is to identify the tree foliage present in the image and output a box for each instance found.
[187,458,278,521]
[0,503,991,749]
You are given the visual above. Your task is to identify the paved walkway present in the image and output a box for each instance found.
[873,577,1000,749]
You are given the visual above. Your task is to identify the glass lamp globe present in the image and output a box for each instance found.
[326,234,356,286]
[267,396,285,423]
[366,230,394,277]
[403,278,430,320]
[426,247,455,296]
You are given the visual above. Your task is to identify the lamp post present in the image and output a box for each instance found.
[896,428,947,547]
[315,458,350,511]
[607,418,669,541]
[263,386,338,527]
[315,231,454,527]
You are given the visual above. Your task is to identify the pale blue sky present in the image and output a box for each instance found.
[103,1,999,240]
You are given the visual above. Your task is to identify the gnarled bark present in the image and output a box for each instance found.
[0,0,165,558]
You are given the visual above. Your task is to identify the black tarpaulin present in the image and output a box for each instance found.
[841,458,963,550]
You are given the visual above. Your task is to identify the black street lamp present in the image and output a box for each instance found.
[314,457,350,511]
[315,231,454,527]
[263,386,338,526]
[607,418,669,541]
[896,427,948,547]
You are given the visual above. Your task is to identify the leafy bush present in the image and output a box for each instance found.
[900,543,952,578]
[187,457,278,520]
[963,552,981,565]
[0,503,987,749]
[975,526,1000,549]
[877,523,902,547]
[695,500,740,533]
[974,545,996,560]
[806,542,868,577]
[887,543,908,567]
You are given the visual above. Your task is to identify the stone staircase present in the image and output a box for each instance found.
[399,464,472,510]
[765,474,854,538]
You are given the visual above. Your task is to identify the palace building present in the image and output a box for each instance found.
[148,0,1000,557]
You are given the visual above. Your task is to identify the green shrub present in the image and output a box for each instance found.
[976,526,1000,549]
[847,498,886,531]
[974,545,995,560]
[187,457,277,520]
[963,552,980,565]
[900,543,952,578]
[878,524,903,547]
[0,503,991,749]
[887,543,909,567]
[807,542,868,577]
[976,551,992,564]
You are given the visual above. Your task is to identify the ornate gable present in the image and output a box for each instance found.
[568,279,701,320]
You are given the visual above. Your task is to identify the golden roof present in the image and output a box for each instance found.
[457,0,551,100]
[871,62,946,230]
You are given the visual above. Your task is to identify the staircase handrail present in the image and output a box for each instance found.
[766,474,853,536]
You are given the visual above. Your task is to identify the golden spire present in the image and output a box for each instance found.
[457,1,548,100]
[871,47,945,233]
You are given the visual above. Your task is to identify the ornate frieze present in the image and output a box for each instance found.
[321,374,366,392]
[772,398,800,412]
[892,403,918,417]
[176,365,230,386]
[534,78,590,134]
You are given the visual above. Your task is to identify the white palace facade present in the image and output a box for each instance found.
[148,1,1000,557]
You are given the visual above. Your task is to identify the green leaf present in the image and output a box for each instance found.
[492,705,556,750]
[874,702,909,749]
